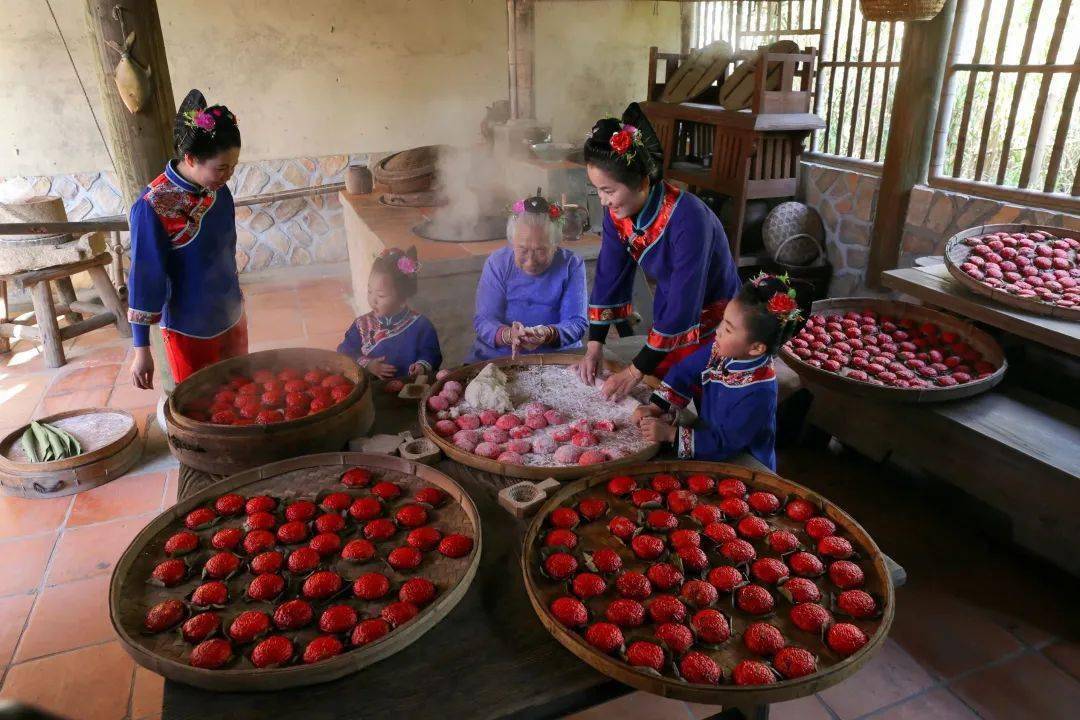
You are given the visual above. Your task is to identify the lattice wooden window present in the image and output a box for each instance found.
[690,1,905,164]
[931,0,1079,206]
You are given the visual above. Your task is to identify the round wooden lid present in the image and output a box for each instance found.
[0,408,136,470]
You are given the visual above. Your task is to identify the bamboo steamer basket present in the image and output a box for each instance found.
[419,354,660,481]
[522,460,894,705]
[859,0,946,22]
[165,348,373,476]
[110,452,481,691]
[0,408,140,498]
[779,298,1006,402]
[943,223,1080,321]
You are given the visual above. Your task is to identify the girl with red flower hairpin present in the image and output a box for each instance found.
[128,89,245,400]
[631,274,806,470]
[337,246,442,380]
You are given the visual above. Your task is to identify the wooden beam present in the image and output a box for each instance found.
[865,0,958,288]
[85,1,176,208]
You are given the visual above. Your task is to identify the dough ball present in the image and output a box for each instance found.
[483,427,509,444]
[454,437,478,453]
[593,419,616,433]
[571,419,592,434]
[479,409,500,426]
[496,451,524,464]
[474,442,501,459]
[544,410,566,426]
[532,434,558,454]
[453,429,480,446]
[506,439,532,454]
[436,369,452,381]
[550,426,575,443]
[455,414,481,430]
[443,380,464,394]
[554,444,583,464]
[495,414,523,430]
[509,425,533,439]
[434,420,458,437]
[427,395,449,412]
[578,450,608,465]
[523,401,549,416]
[572,432,599,448]
[525,414,549,430]
[440,389,461,405]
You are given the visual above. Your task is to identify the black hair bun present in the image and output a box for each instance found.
[583,104,662,184]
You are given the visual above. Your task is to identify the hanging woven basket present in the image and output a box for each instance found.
[859,0,946,22]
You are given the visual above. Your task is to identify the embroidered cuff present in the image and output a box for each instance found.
[496,325,512,347]
[414,359,433,374]
[356,356,371,367]
[652,382,691,412]
[676,426,694,459]
[646,324,702,353]
[127,308,162,326]
[588,303,633,325]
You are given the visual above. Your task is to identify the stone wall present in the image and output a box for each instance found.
[0,152,367,275]
[899,186,1080,265]
[800,162,880,297]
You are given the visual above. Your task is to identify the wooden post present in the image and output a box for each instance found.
[30,281,65,368]
[865,0,958,288]
[85,0,176,208]
[680,2,694,55]
[513,0,535,120]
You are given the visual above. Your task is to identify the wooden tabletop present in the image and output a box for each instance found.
[882,264,1080,357]
[162,344,758,720]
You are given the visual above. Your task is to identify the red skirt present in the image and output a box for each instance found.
[161,315,249,384]
[653,332,715,378]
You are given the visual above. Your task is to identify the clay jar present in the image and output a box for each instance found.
[345,166,374,195]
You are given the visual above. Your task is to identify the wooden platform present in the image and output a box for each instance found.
[805,376,1080,575]
[882,264,1080,357]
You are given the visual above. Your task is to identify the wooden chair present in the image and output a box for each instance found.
[0,253,131,367]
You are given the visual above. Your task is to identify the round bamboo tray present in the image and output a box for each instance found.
[419,354,660,481]
[165,348,373,476]
[522,461,894,705]
[943,223,1080,321]
[110,452,481,692]
[0,408,140,498]
[779,298,1006,402]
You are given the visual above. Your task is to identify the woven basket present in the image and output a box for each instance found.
[859,0,946,21]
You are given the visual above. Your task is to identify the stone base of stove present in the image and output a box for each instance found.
[340,189,653,366]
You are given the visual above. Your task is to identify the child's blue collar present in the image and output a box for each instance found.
[375,307,410,329]
[721,354,771,373]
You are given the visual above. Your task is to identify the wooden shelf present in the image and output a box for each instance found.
[882,264,1080,357]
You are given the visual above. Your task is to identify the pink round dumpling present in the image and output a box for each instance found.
[497,451,524,464]
[509,425,533,439]
[551,426,575,443]
[440,389,461,405]
[453,429,480,446]
[434,420,458,437]
[531,433,557,454]
[554,444,583,464]
[578,450,607,465]
[483,427,509,444]
[474,442,501,459]
[456,414,481,430]
[525,414,549,430]
[506,439,531,454]
[572,432,599,448]
[495,414,522,430]
[523,402,549,416]
[436,369,452,381]
[479,409,500,426]
[544,410,566,426]
[593,419,616,433]
[427,395,449,412]
[454,436,478,453]
[570,419,591,434]
[443,380,464,394]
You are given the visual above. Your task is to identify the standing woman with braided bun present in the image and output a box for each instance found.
[127,90,246,390]
[575,103,740,401]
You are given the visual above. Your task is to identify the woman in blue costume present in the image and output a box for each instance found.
[575,103,740,401]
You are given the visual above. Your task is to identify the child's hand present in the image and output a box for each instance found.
[365,357,397,380]
[639,417,677,443]
[632,404,662,425]
[407,362,426,378]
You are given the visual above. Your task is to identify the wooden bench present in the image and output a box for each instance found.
[0,253,131,367]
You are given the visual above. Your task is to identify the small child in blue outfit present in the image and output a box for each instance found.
[632,274,805,470]
[337,246,442,380]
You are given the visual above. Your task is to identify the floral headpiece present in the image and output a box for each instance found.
[594,120,645,165]
[375,247,420,276]
[182,106,237,136]
[511,188,563,222]
[751,272,803,325]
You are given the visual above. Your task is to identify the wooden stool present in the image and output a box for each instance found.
[0,252,131,367]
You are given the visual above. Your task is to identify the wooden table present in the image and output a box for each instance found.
[882,264,1080,357]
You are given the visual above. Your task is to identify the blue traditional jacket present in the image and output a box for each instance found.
[126,162,243,347]
[467,245,588,363]
[337,308,442,378]
[651,345,778,470]
[588,181,740,374]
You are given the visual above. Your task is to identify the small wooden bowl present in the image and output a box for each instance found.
[522,461,895,705]
[419,354,660,481]
[943,223,1080,321]
[110,452,481,692]
[779,298,1006,403]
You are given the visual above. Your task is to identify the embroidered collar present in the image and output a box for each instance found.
[718,354,772,373]
[375,308,411,330]
[165,161,204,195]
[631,182,665,235]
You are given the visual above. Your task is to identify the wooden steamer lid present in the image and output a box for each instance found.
[0,408,141,498]
[718,41,800,111]
[660,41,734,104]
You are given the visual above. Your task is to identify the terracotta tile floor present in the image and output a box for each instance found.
[0,264,1075,720]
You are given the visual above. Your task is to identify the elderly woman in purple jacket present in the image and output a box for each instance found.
[466,191,588,363]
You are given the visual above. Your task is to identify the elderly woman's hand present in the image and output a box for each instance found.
[601,364,643,401]
[575,341,605,385]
